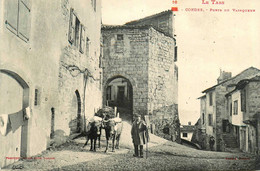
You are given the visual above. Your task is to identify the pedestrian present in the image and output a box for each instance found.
[209,136,215,151]
[131,113,149,158]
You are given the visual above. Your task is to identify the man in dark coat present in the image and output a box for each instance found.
[209,136,215,151]
[131,114,149,158]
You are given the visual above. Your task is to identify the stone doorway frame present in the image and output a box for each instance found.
[103,75,134,121]
[75,90,81,132]
[0,69,29,157]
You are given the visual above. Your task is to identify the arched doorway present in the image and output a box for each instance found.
[75,90,82,132]
[105,76,133,122]
[0,69,29,167]
[69,90,81,134]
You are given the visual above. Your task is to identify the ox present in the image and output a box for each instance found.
[103,116,123,153]
[83,116,102,151]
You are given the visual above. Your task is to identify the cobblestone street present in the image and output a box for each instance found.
[5,122,258,171]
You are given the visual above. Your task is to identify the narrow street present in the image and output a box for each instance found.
[5,122,258,171]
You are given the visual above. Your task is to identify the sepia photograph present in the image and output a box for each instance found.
[0,0,259,170]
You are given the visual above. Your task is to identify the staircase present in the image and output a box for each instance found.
[222,133,239,148]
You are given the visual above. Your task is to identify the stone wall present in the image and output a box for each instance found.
[247,82,260,118]
[215,85,228,150]
[203,67,260,151]
[147,28,179,142]
[102,27,150,114]
[246,82,260,154]
[148,28,177,114]
[125,10,174,37]
[102,26,179,142]
[57,0,102,136]
[0,1,102,167]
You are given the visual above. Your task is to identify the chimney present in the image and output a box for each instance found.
[217,69,232,84]
[188,122,191,125]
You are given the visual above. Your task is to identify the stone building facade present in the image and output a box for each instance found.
[102,10,180,142]
[225,76,260,154]
[198,67,260,151]
[0,0,102,168]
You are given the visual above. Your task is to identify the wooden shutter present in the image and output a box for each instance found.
[6,0,19,33]
[80,25,85,53]
[18,0,31,41]
[68,9,76,44]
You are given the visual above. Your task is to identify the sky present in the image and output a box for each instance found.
[101,0,260,125]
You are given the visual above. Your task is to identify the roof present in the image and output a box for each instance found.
[225,75,260,97]
[102,24,175,40]
[197,95,206,99]
[202,67,260,93]
[180,125,195,132]
[102,24,151,30]
[125,10,172,25]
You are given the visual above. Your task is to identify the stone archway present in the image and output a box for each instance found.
[104,75,133,122]
[75,90,82,132]
[69,90,82,134]
[0,69,29,167]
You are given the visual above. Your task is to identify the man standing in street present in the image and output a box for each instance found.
[131,114,149,158]
[209,136,215,151]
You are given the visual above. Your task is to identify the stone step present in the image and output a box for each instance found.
[222,134,239,148]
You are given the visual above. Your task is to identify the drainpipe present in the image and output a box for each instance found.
[83,74,88,132]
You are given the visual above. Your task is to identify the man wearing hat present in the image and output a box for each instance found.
[131,113,149,158]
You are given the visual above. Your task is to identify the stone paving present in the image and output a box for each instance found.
[4,122,258,171]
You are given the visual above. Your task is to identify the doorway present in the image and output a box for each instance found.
[105,76,133,122]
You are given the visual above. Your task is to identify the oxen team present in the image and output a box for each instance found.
[83,109,123,153]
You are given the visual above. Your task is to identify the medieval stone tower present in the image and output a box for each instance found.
[102,10,180,141]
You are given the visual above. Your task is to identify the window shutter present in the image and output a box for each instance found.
[174,46,177,62]
[80,25,85,53]
[68,9,76,44]
[18,0,31,41]
[6,0,19,33]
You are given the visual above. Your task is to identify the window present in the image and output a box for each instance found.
[163,127,169,134]
[79,25,85,53]
[209,92,213,106]
[174,46,177,62]
[69,9,76,44]
[115,34,124,53]
[5,0,31,42]
[117,34,124,40]
[69,8,86,54]
[34,88,40,106]
[208,114,213,126]
[182,133,187,137]
[233,100,238,115]
[74,18,80,47]
[202,113,205,124]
